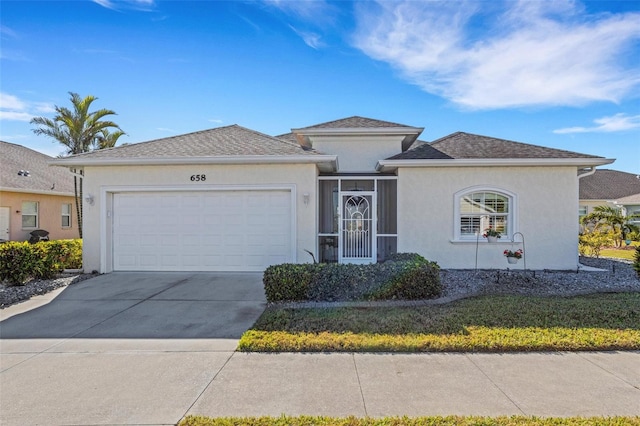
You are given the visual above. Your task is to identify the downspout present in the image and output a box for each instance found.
[576,166,597,269]
[577,166,596,179]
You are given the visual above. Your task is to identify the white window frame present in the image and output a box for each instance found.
[62,203,72,228]
[22,201,39,229]
[578,205,588,218]
[453,186,517,242]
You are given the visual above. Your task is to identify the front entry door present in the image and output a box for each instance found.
[0,207,10,241]
[339,192,376,264]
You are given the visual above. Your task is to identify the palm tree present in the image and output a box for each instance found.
[31,92,125,238]
[581,205,640,247]
[92,128,126,150]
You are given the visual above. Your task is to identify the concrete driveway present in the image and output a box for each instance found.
[2,274,639,425]
[0,272,267,425]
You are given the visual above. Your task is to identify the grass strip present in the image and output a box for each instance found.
[239,293,640,353]
[239,327,640,352]
[179,415,640,426]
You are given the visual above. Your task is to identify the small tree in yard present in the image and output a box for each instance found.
[31,92,125,238]
[581,205,640,248]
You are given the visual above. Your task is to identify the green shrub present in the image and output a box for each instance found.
[51,239,83,269]
[0,242,40,285]
[0,239,83,285]
[634,247,640,278]
[264,263,317,302]
[579,230,614,258]
[263,253,441,303]
[367,260,441,300]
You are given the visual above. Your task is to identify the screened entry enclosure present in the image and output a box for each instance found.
[318,177,397,263]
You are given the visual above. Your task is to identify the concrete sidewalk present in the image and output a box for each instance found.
[1,274,639,425]
[2,349,639,425]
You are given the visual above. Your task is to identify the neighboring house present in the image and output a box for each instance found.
[1,141,80,242]
[50,116,612,272]
[579,169,640,224]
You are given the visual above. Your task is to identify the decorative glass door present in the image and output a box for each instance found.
[339,192,376,264]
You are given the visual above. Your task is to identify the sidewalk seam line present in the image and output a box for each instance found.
[576,352,640,391]
[180,350,236,420]
[465,354,527,415]
[352,354,368,417]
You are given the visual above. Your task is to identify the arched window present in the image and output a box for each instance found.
[454,187,516,240]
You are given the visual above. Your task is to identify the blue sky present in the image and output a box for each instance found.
[1,0,639,173]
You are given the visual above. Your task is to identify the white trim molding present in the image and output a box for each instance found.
[377,157,615,172]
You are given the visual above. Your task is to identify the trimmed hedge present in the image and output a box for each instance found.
[263,253,441,303]
[634,246,640,278]
[0,239,82,285]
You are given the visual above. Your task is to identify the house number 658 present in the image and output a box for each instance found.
[190,174,206,182]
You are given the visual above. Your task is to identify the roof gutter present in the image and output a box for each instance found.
[49,155,339,172]
[0,187,75,197]
[376,157,615,172]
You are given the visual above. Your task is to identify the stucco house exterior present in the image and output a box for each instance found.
[1,141,80,242]
[50,117,612,273]
[579,169,640,224]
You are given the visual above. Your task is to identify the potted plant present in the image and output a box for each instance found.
[483,227,501,243]
[504,248,523,264]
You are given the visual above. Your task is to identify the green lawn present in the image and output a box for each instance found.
[179,415,640,426]
[239,293,640,352]
[600,247,637,260]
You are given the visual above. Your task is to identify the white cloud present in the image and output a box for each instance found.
[263,0,330,20]
[554,113,640,134]
[0,25,18,39]
[92,0,155,11]
[0,93,27,110]
[289,25,324,49]
[0,93,54,122]
[353,0,640,109]
[33,102,55,114]
[0,111,33,122]
[208,119,224,124]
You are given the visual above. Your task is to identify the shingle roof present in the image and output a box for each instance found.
[64,125,320,160]
[0,141,75,194]
[387,142,452,160]
[579,169,640,200]
[388,132,604,160]
[295,116,415,130]
[275,132,299,144]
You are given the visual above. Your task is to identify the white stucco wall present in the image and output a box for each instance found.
[310,136,403,172]
[81,163,318,273]
[397,166,580,270]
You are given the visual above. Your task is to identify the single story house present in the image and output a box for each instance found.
[1,141,79,242]
[579,169,640,224]
[50,116,613,273]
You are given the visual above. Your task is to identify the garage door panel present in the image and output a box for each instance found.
[113,190,292,271]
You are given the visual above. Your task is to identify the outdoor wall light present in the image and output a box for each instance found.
[303,193,310,205]
[85,194,95,206]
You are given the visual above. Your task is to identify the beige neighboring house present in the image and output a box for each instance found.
[579,169,640,224]
[50,116,613,273]
[0,141,79,242]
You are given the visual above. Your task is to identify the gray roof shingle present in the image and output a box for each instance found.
[388,132,604,160]
[64,125,320,160]
[294,116,416,130]
[0,141,75,194]
[579,169,640,200]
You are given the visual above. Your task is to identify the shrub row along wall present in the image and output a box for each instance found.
[0,239,82,286]
[264,253,442,303]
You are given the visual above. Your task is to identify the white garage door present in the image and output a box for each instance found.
[113,190,292,271]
